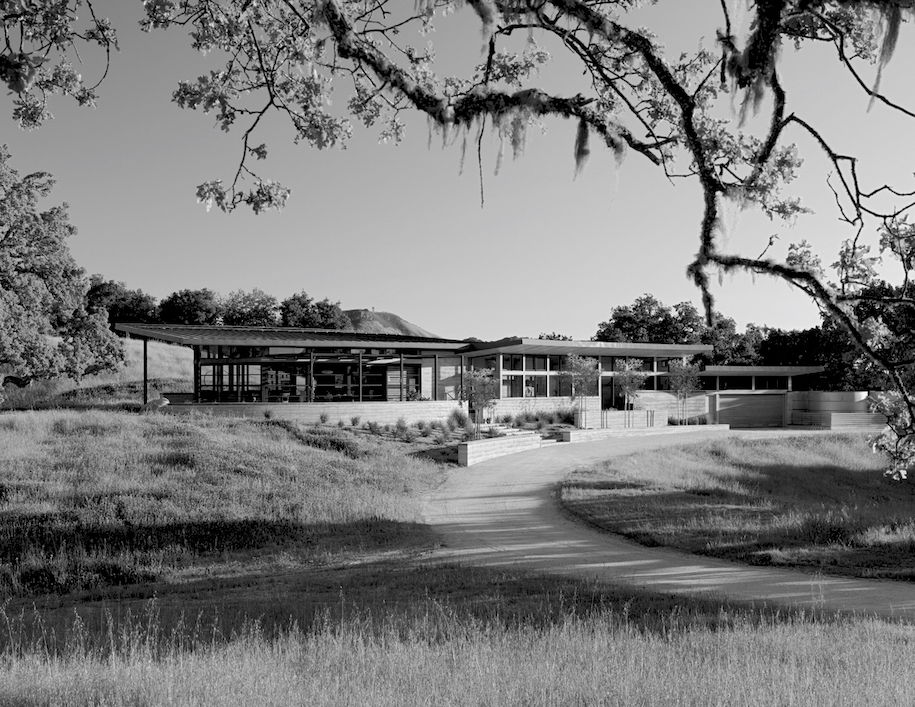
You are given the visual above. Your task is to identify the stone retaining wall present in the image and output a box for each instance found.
[458,433,544,466]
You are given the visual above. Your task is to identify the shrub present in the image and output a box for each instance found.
[394,417,409,435]
[486,426,505,438]
[541,411,557,424]
[447,408,469,430]
[319,411,329,424]
[420,424,433,437]
[263,419,366,459]
[400,428,419,443]
[366,421,382,434]
[536,419,547,430]
[556,408,576,425]
[337,419,345,428]
[499,413,515,425]
[350,415,361,427]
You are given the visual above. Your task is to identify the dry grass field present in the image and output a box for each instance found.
[2,392,914,704]
[560,434,915,579]
[0,410,443,598]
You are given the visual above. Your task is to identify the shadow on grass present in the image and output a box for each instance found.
[0,516,433,597]
[0,560,852,657]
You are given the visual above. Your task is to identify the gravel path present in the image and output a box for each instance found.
[422,428,915,620]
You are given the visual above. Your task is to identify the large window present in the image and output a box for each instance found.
[524,375,548,397]
[503,354,523,371]
[502,375,523,398]
[524,355,547,371]
[550,376,572,397]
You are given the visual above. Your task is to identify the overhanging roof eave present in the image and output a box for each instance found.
[113,323,467,351]
[466,338,713,358]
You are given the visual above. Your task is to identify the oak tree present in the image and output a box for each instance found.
[9,1,915,473]
[0,146,122,402]
[159,288,223,325]
[280,291,348,329]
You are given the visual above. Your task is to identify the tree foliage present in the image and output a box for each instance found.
[222,287,280,326]
[461,366,499,430]
[595,294,704,345]
[558,354,600,427]
[0,146,122,400]
[668,358,701,423]
[86,275,160,330]
[614,357,649,425]
[11,1,915,471]
[280,291,348,329]
[159,288,223,325]
[557,354,600,399]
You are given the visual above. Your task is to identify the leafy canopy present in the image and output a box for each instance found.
[9,1,915,472]
[0,146,122,399]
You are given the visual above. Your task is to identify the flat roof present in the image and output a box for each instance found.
[114,324,468,351]
[701,365,825,376]
[466,338,713,358]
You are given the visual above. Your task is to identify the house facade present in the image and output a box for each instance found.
[115,324,829,427]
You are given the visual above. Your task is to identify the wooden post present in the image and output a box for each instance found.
[193,346,200,402]
[358,352,363,402]
[143,338,148,404]
[399,353,405,401]
[433,354,438,401]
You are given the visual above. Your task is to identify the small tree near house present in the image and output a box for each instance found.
[558,355,600,429]
[461,367,499,440]
[668,359,702,425]
[614,359,650,428]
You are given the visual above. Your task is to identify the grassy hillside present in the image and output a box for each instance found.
[560,434,915,580]
[0,410,442,598]
[3,338,193,410]
[343,309,441,338]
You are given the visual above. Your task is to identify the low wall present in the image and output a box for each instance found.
[164,400,464,426]
[789,391,874,413]
[632,391,708,419]
[490,396,589,420]
[597,409,668,430]
[562,424,730,443]
[458,433,544,466]
[792,411,886,430]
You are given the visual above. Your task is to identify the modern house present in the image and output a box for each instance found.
[115,324,839,428]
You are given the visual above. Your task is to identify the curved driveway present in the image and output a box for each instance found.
[422,429,915,620]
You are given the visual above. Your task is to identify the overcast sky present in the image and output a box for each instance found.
[4,2,914,341]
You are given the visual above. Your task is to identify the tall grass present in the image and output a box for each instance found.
[0,410,444,596]
[560,434,915,579]
[3,338,193,410]
[0,604,912,706]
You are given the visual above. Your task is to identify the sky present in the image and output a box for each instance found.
[4,1,915,341]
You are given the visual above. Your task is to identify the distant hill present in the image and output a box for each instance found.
[343,309,441,339]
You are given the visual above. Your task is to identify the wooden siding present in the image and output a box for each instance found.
[715,393,785,428]
[792,412,885,430]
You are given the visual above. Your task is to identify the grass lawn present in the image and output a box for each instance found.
[559,433,915,580]
[0,405,914,704]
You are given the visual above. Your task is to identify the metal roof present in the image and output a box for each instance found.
[114,324,468,351]
[701,365,825,376]
[465,338,713,358]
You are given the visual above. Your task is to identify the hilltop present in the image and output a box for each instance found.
[343,309,442,339]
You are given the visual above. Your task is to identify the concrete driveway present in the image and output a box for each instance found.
[422,428,915,620]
